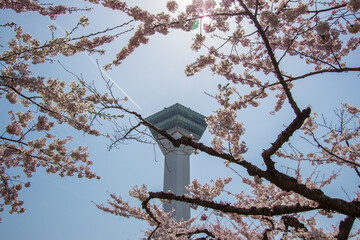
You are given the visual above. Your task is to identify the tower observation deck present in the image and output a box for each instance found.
[146,103,207,221]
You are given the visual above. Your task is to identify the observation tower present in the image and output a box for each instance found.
[146,103,207,221]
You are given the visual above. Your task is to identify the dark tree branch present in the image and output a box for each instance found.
[0,136,28,146]
[145,191,320,217]
[307,3,347,13]
[108,122,142,151]
[280,67,360,84]
[141,199,160,240]
[281,215,307,231]
[335,215,356,240]
[176,229,217,239]
[262,107,311,171]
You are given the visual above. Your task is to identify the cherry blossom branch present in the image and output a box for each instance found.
[152,12,248,30]
[310,134,360,168]
[70,19,134,39]
[292,49,338,69]
[307,3,347,13]
[1,82,60,115]
[144,192,320,217]
[1,79,92,133]
[0,1,90,19]
[0,21,134,62]
[331,48,343,69]
[0,136,28,147]
[280,67,360,84]
[277,31,301,64]
[3,145,52,164]
[276,15,315,66]
[236,0,301,116]
[107,122,142,151]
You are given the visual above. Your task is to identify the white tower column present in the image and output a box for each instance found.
[157,132,193,221]
[145,103,207,222]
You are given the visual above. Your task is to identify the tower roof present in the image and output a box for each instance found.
[145,103,207,141]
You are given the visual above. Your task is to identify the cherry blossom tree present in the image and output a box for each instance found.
[1,0,360,239]
[0,0,130,221]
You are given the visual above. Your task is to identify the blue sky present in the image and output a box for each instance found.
[1,1,359,239]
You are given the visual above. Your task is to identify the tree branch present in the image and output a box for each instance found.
[145,191,320,217]
[262,107,311,171]
[237,0,302,116]
[335,215,356,240]
[141,199,160,240]
[280,67,360,84]
[176,229,216,239]
[307,3,347,13]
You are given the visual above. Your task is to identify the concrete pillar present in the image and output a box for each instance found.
[146,103,207,221]
[157,132,193,221]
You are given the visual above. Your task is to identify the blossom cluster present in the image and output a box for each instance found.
[0,1,81,20]
[2,24,116,65]
[0,4,129,219]
[300,104,360,173]
[97,191,202,239]
[186,177,232,201]
[206,108,247,160]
